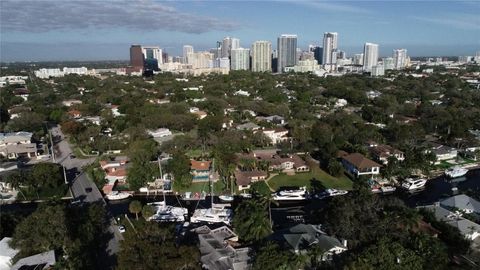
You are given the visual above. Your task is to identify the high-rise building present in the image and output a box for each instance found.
[363,43,379,72]
[231,48,250,70]
[251,41,272,72]
[393,49,408,70]
[183,45,194,64]
[337,50,346,60]
[130,45,144,69]
[221,37,240,58]
[210,47,221,59]
[277,34,298,73]
[353,53,364,66]
[142,46,162,70]
[383,57,395,70]
[189,52,214,69]
[322,32,338,71]
[312,46,323,64]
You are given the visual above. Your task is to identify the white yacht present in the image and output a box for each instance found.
[219,195,234,202]
[380,186,396,193]
[401,178,427,191]
[190,203,233,225]
[147,201,188,223]
[315,188,348,199]
[445,166,468,179]
[105,191,132,201]
[273,187,308,201]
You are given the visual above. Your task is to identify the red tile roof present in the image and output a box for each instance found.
[191,160,211,171]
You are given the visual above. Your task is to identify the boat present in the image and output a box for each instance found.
[182,191,206,200]
[105,191,132,201]
[239,192,252,199]
[147,201,188,222]
[445,166,468,178]
[273,187,308,201]
[401,178,427,191]
[219,195,234,202]
[315,188,348,199]
[380,186,396,193]
[190,159,233,225]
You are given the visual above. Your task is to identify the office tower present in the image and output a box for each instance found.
[383,57,395,70]
[363,43,379,71]
[221,37,240,58]
[393,49,408,70]
[322,32,338,71]
[183,45,194,64]
[353,53,364,65]
[231,48,250,70]
[277,34,298,73]
[251,41,272,72]
[130,45,144,69]
[312,46,323,64]
[142,46,163,70]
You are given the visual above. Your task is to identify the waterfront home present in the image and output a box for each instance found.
[440,194,480,215]
[193,225,251,270]
[341,153,381,177]
[234,170,268,191]
[191,160,211,182]
[420,204,480,240]
[99,158,128,184]
[268,224,347,261]
[425,143,458,164]
[369,144,405,165]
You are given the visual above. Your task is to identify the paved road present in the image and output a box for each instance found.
[51,125,123,265]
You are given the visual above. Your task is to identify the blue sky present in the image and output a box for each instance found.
[1,0,479,61]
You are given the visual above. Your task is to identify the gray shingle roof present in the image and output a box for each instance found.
[440,195,480,214]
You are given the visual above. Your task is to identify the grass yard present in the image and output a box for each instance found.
[174,180,225,194]
[268,167,353,191]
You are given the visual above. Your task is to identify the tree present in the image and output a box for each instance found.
[142,205,155,221]
[129,200,142,220]
[233,198,272,243]
[253,242,303,270]
[327,158,344,177]
[166,151,193,190]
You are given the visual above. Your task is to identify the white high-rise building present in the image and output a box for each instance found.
[231,48,250,70]
[183,45,194,64]
[190,52,214,69]
[363,43,379,72]
[142,46,163,67]
[322,32,338,71]
[393,49,408,70]
[221,37,240,58]
[353,53,364,66]
[277,34,298,73]
[383,57,395,70]
[251,41,272,72]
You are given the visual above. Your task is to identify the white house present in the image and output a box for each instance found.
[234,90,250,96]
[0,132,37,159]
[62,99,82,107]
[148,128,173,138]
[260,128,289,145]
[426,143,458,163]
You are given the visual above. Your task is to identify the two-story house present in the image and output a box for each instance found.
[260,127,289,145]
[369,144,405,165]
[341,153,381,177]
[0,132,37,160]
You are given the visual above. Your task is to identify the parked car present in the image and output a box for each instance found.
[85,187,92,193]
[118,225,126,233]
[70,154,76,159]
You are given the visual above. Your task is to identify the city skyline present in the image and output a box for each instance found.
[1,0,479,61]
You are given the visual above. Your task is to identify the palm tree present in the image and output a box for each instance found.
[141,205,155,221]
[5,172,27,200]
[129,200,142,220]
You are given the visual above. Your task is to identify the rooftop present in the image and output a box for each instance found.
[342,153,381,169]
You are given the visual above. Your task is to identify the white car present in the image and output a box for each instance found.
[118,225,126,233]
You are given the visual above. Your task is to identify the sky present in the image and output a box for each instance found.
[1,0,479,62]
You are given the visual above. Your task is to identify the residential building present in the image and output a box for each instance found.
[230,48,250,70]
[284,59,321,73]
[183,45,194,64]
[393,49,408,69]
[268,224,347,260]
[369,144,405,165]
[189,51,214,69]
[191,160,211,182]
[420,204,480,240]
[68,109,82,119]
[251,41,272,72]
[256,115,286,125]
[99,158,128,184]
[440,194,480,215]
[353,53,364,66]
[363,43,379,72]
[130,44,144,69]
[221,37,240,58]
[260,127,289,145]
[147,128,172,138]
[193,225,251,270]
[277,34,298,73]
[234,170,268,190]
[0,132,37,160]
[383,57,395,70]
[11,250,56,270]
[142,46,163,70]
[322,32,338,71]
[371,65,385,76]
[62,99,82,107]
[341,152,381,177]
[0,237,19,270]
[236,122,260,131]
[425,143,458,163]
[312,46,323,64]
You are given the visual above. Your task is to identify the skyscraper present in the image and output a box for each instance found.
[353,53,364,66]
[363,43,379,72]
[277,34,297,73]
[142,46,162,70]
[251,41,272,72]
[393,49,408,70]
[183,45,194,64]
[231,48,250,70]
[130,45,144,69]
[312,46,323,64]
[221,37,240,58]
[322,32,338,71]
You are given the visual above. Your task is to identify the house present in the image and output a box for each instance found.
[193,225,251,270]
[259,127,289,145]
[68,109,82,119]
[420,204,480,240]
[62,99,82,107]
[366,90,382,99]
[82,116,101,125]
[7,106,31,119]
[147,128,172,138]
[192,110,208,119]
[0,237,19,270]
[191,160,211,182]
[110,105,123,117]
[234,170,268,190]
[369,144,405,165]
[426,143,458,163]
[11,250,56,270]
[0,132,37,160]
[234,90,250,96]
[13,88,29,101]
[99,158,128,184]
[268,155,310,173]
[236,122,260,131]
[268,224,347,261]
[440,194,480,215]
[0,162,18,172]
[341,153,381,177]
[256,115,286,125]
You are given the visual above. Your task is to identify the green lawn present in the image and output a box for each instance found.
[268,168,353,191]
[174,180,225,194]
